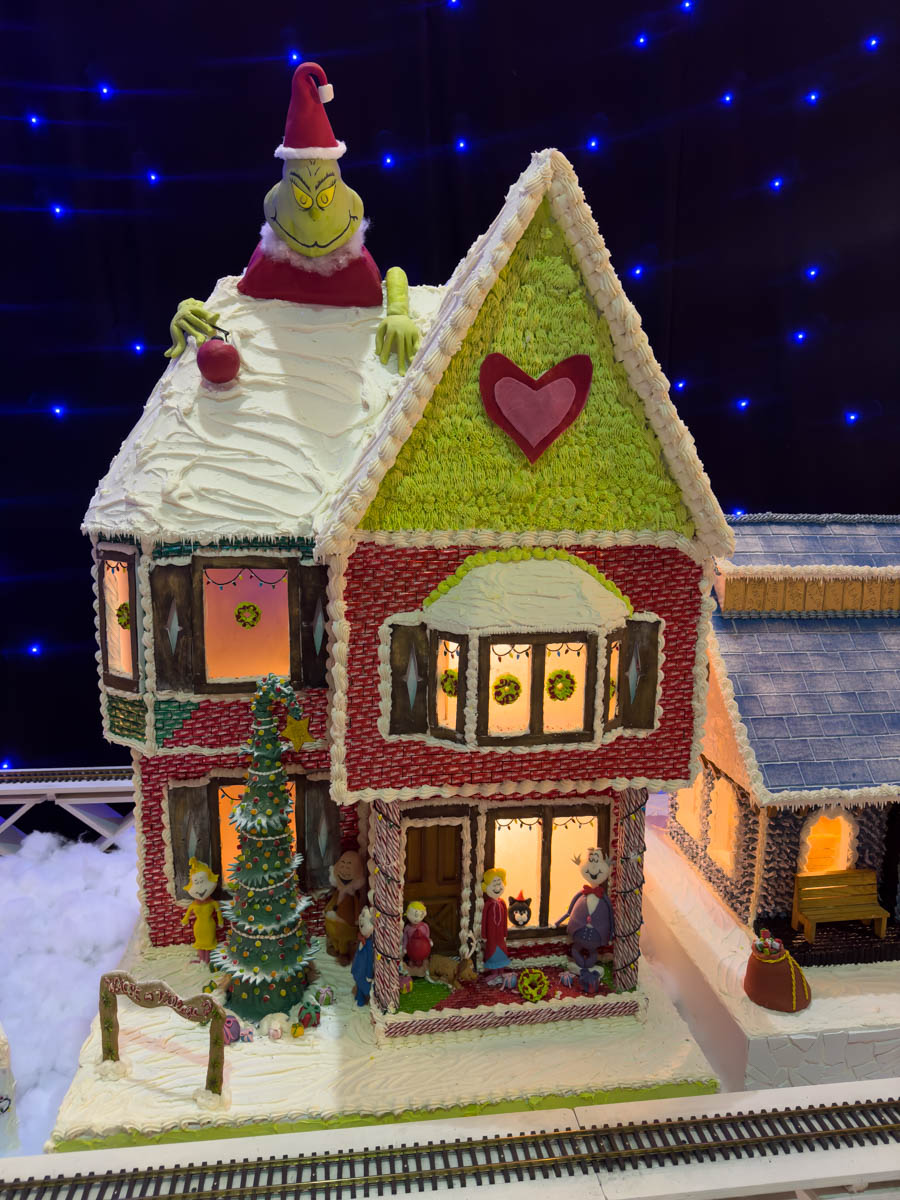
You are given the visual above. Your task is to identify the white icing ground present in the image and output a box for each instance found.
[82,279,445,543]
[49,944,715,1148]
[643,827,900,1089]
[423,559,628,632]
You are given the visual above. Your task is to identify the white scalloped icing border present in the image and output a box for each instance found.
[707,631,900,811]
[359,527,706,564]
[319,148,732,561]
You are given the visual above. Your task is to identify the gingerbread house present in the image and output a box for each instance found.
[669,515,900,966]
[83,148,732,1034]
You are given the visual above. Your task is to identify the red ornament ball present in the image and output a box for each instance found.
[197,337,240,384]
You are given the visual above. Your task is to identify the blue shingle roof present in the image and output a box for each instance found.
[712,612,900,793]
[728,521,900,568]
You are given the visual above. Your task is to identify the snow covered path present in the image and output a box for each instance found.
[0,831,139,1155]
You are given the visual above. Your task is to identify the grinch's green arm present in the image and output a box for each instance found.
[375,267,420,375]
[164,298,222,360]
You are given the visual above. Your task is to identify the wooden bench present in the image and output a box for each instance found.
[792,868,889,943]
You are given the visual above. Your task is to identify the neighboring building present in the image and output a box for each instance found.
[84,149,732,1032]
[669,516,900,964]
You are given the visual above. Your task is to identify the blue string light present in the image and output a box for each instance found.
[720,91,734,106]
[635,32,649,47]
[147,170,159,184]
[630,264,644,278]
[586,136,600,151]
[382,153,395,168]
[51,203,65,218]
[804,90,820,105]
[28,114,41,127]
[51,404,65,417]
[455,138,467,152]
[674,379,687,391]
[97,82,113,98]
[732,508,746,517]
[805,265,820,280]
[133,341,144,354]
[792,329,807,343]
[680,0,693,9]
[769,176,784,191]
[865,35,879,51]
[29,644,41,656]
[1,761,10,770]
[288,49,301,64]
[845,411,860,424]
[736,397,750,411]
[447,0,461,7]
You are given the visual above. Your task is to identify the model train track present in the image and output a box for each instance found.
[5,1097,899,1200]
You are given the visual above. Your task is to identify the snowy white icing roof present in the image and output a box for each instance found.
[82,277,445,543]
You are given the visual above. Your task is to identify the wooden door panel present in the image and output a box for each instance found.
[404,824,462,954]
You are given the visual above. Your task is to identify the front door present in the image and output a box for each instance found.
[404,824,462,954]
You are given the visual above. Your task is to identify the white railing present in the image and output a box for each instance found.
[0,766,134,855]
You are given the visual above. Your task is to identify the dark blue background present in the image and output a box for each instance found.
[2,0,898,768]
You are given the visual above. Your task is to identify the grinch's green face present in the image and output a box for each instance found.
[264,158,363,258]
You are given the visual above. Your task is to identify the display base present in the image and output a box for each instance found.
[643,827,900,1091]
[49,935,716,1151]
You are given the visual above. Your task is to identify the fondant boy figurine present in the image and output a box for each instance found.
[181,857,223,965]
[555,848,615,992]
[351,906,375,1007]
[323,849,366,965]
[165,61,419,374]
[401,901,432,977]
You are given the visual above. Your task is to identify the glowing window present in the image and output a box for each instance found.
[487,643,533,736]
[800,809,855,874]
[217,782,298,891]
[707,776,740,875]
[101,555,135,681]
[675,771,705,841]
[542,642,588,734]
[606,636,622,725]
[492,816,542,928]
[547,813,600,921]
[434,637,462,732]
[202,564,291,682]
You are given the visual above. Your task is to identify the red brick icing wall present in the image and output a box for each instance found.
[343,543,703,794]
[139,748,357,947]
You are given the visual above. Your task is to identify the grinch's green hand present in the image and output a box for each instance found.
[376,266,419,375]
[164,298,222,360]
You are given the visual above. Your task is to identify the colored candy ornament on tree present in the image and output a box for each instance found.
[211,674,317,1022]
[196,330,241,384]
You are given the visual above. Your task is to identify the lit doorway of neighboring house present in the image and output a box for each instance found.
[798,808,858,875]
[880,803,900,919]
[403,820,463,954]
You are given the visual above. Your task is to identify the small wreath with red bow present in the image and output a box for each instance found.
[440,668,459,697]
[546,668,577,702]
[115,602,131,630]
[492,673,522,706]
[234,602,261,629]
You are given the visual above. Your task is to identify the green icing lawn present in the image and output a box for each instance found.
[52,1079,719,1153]
[361,198,693,537]
[396,977,452,1013]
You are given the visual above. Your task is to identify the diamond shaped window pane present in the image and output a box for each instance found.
[313,596,326,655]
[405,644,419,709]
[626,643,642,703]
[165,600,181,654]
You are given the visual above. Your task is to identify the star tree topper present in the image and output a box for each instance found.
[283,713,314,750]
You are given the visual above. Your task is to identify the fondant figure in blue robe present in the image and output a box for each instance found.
[351,906,375,1006]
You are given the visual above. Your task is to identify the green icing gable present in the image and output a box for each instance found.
[360,199,694,537]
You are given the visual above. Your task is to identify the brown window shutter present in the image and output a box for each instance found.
[389,623,429,734]
[296,778,341,890]
[299,564,329,688]
[150,564,193,691]
[619,619,660,730]
[168,783,222,898]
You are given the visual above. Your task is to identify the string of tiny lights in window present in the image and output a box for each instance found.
[203,567,289,588]
[490,644,532,661]
[440,640,460,659]
[545,643,585,657]
[102,558,129,574]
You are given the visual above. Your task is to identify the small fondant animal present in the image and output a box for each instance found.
[428,953,477,987]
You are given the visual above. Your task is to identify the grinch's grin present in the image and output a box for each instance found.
[272,209,358,251]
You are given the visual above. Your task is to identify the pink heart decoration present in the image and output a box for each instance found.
[479,353,593,463]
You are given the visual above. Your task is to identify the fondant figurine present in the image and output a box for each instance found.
[402,901,432,977]
[481,868,516,987]
[351,906,375,1006]
[181,857,223,965]
[323,849,366,965]
[554,849,615,992]
[508,892,533,928]
[165,61,419,374]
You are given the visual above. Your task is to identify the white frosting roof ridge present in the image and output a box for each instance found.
[320,148,733,559]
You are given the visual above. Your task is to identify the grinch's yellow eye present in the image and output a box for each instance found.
[291,180,313,210]
[317,183,336,209]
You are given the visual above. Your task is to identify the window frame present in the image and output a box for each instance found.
[97,547,140,692]
[191,555,302,694]
[484,802,611,934]
[476,631,598,748]
[428,628,468,743]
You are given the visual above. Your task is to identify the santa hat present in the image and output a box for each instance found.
[275,62,346,161]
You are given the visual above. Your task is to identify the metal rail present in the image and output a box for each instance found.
[4,1097,899,1200]
[0,766,133,854]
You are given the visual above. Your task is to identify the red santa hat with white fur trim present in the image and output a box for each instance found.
[274,62,346,160]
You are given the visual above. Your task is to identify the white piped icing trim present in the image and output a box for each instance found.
[358,527,705,563]
[716,559,900,580]
[686,564,717,789]
[274,140,346,160]
[343,775,687,807]
[319,149,733,560]
[257,220,368,276]
[325,548,351,806]
[132,750,153,954]
[708,631,900,811]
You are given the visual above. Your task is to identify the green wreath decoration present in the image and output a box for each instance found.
[115,602,130,630]
[439,668,459,697]
[492,673,522,706]
[517,967,549,1004]
[546,668,577,702]
[234,602,261,629]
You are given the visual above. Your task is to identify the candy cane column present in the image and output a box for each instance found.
[613,786,647,993]
[371,797,403,1013]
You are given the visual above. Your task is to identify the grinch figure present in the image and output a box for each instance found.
[165,61,419,374]
[181,857,223,964]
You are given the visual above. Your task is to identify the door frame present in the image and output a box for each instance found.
[401,813,474,959]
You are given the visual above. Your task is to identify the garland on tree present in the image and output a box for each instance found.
[211,674,316,1021]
